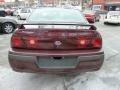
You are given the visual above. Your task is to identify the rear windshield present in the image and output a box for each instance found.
[27,8,88,24]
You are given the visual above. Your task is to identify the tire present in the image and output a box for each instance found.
[96,18,100,22]
[97,19,100,22]
[104,22,108,25]
[90,18,95,23]
[0,25,3,33]
[2,23,15,34]
[17,15,21,20]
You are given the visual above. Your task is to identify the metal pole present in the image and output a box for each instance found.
[38,0,43,6]
[81,0,84,10]
[91,0,93,10]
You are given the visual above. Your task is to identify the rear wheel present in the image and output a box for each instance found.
[17,15,21,20]
[2,23,15,34]
[104,22,108,25]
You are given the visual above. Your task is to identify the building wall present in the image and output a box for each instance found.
[42,0,82,6]
[41,0,60,6]
[92,0,120,10]
[42,0,54,4]
[108,0,120,2]
[93,0,120,4]
[93,0,105,4]
[0,0,4,5]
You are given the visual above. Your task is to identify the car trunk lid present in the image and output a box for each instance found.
[11,24,102,50]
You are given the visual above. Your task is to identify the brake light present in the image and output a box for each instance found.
[11,36,22,48]
[77,37,102,49]
[92,37,102,48]
[77,37,88,48]
[11,36,39,49]
[26,37,38,48]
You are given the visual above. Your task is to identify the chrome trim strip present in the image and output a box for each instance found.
[9,49,104,56]
[9,54,36,61]
[9,53,104,62]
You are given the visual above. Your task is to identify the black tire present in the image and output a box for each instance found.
[90,19,95,23]
[95,16,100,22]
[97,19,100,22]
[96,18,100,22]
[17,15,21,20]
[104,22,108,25]
[2,23,15,34]
[0,25,3,33]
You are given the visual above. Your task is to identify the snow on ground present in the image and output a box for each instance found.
[66,68,120,90]
[0,67,65,90]
[67,53,120,90]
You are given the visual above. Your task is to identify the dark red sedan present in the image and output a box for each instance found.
[83,10,100,23]
[9,8,104,75]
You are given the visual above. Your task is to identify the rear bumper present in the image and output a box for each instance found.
[104,19,120,24]
[8,49,104,74]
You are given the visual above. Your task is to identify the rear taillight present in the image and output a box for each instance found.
[11,36,38,49]
[26,37,38,48]
[77,37,88,48]
[92,37,102,48]
[11,36,23,48]
[77,36,102,49]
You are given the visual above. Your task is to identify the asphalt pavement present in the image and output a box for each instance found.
[0,18,120,90]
